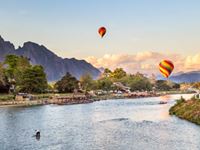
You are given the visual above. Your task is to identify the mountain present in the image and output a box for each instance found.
[0,36,16,61]
[98,67,105,73]
[0,36,100,81]
[169,71,200,83]
[157,71,200,83]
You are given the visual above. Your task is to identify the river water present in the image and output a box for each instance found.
[0,94,200,150]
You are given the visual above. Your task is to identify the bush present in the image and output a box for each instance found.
[0,94,15,101]
[176,96,186,104]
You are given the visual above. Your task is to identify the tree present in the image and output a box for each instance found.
[129,75,152,91]
[193,82,200,90]
[97,77,113,91]
[0,63,5,85]
[102,68,112,78]
[80,73,94,91]
[155,80,171,91]
[3,55,48,93]
[4,55,19,80]
[55,72,78,93]
[172,83,180,89]
[0,63,9,93]
[118,75,134,86]
[19,65,47,93]
[4,55,30,83]
[112,68,126,79]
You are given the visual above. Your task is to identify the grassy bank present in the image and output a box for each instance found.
[0,94,15,101]
[169,97,200,125]
[0,92,159,107]
[0,93,79,101]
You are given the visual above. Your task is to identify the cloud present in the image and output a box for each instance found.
[184,54,200,69]
[85,51,200,75]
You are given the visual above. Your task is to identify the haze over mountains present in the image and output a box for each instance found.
[0,36,100,81]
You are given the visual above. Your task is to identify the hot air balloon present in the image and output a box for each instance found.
[159,60,174,78]
[98,27,106,38]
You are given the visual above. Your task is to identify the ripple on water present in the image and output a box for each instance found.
[0,94,199,150]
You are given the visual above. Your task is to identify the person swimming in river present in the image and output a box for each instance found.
[36,130,40,136]
[34,130,40,140]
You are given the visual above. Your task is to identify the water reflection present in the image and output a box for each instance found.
[0,94,199,150]
[160,95,171,102]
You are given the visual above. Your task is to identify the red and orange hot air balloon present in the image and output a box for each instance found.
[98,26,106,38]
[159,60,174,78]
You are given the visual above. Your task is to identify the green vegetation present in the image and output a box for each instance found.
[156,80,180,91]
[0,94,15,101]
[31,93,83,99]
[193,82,200,90]
[0,54,183,97]
[0,54,187,103]
[128,73,152,91]
[80,73,96,91]
[77,68,154,92]
[0,63,9,93]
[55,72,79,93]
[0,55,47,94]
[97,77,113,91]
[19,65,47,93]
[111,68,126,79]
[169,96,200,125]
[4,55,31,83]
[54,67,183,94]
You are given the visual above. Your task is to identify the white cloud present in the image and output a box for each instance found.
[85,51,200,75]
[184,54,200,69]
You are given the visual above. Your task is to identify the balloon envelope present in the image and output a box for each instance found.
[98,27,106,38]
[159,60,174,78]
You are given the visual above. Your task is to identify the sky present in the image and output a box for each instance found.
[0,0,200,74]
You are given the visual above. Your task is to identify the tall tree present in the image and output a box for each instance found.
[0,63,9,93]
[129,75,152,91]
[19,65,47,93]
[112,68,126,79]
[97,77,112,91]
[155,80,171,91]
[102,68,112,78]
[80,73,94,91]
[0,63,5,84]
[4,55,19,79]
[55,72,78,93]
[4,55,30,83]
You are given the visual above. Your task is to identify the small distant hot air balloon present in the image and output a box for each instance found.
[98,27,106,38]
[159,60,174,78]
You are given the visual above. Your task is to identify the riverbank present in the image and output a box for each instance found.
[0,94,90,107]
[0,92,160,107]
[169,97,200,125]
[0,91,193,107]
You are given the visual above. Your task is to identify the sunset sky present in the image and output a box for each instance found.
[0,0,200,74]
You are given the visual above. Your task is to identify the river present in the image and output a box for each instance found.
[0,94,200,150]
